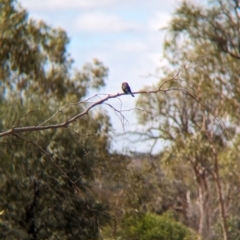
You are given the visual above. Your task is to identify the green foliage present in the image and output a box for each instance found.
[0,0,119,239]
[103,212,196,240]
[0,0,108,102]
[212,217,240,240]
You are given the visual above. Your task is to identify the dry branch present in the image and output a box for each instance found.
[0,77,220,138]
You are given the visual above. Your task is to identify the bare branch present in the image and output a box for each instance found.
[0,77,221,138]
[0,93,122,137]
[13,110,40,127]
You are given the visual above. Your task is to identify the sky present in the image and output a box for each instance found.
[19,0,180,153]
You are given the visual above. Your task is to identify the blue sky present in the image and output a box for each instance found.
[19,0,179,153]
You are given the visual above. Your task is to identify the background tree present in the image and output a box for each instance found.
[0,0,129,239]
[136,0,240,239]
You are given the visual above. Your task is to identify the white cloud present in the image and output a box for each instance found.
[20,0,118,10]
[148,12,171,31]
[75,12,140,33]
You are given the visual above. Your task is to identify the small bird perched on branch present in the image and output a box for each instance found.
[121,82,134,97]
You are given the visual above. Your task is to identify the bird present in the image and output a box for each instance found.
[121,82,134,97]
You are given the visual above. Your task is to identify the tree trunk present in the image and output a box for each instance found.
[192,164,211,239]
[210,145,228,240]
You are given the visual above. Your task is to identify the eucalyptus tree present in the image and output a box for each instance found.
[136,0,240,239]
[0,0,126,239]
